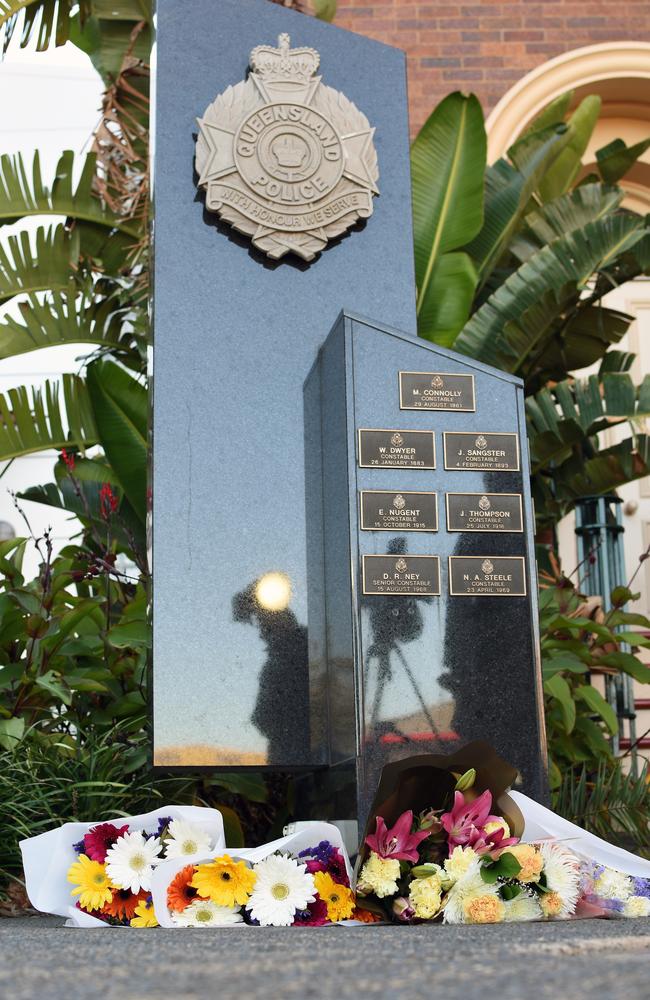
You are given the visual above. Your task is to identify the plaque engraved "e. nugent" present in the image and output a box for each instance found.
[357,429,435,469]
[443,432,520,471]
[449,556,526,596]
[362,555,441,595]
[399,372,475,411]
[360,491,438,532]
[446,493,523,533]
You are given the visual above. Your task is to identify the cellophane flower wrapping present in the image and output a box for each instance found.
[151,821,354,928]
[20,806,226,927]
[353,743,650,925]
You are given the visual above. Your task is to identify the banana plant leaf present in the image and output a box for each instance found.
[509,183,624,264]
[596,137,650,185]
[0,151,139,236]
[0,375,98,460]
[464,124,570,287]
[412,92,486,343]
[525,305,633,388]
[0,288,128,361]
[537,95,601,202]
[513,90,573,141]
[0,224,79,304]
[86,360,147,523]
[455,213,650,375]
[0,0,90,51]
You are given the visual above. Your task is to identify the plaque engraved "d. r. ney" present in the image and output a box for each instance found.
[362,554,441,595]
[360,491,438,531]
[357,429,435,468]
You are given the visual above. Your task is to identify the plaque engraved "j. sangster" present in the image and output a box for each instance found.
[443,432,520,471]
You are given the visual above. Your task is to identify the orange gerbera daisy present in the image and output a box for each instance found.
[102,887,148,921]
[167,864,200,912]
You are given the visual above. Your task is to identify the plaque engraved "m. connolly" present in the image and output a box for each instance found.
[399,372,475,411]
[362,555,441,595]
[449,556,526,596]
[357,429,435,468]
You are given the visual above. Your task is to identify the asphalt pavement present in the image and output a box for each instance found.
[1,915,649,1000]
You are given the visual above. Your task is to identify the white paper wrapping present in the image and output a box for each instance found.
[150,820,352,928]
[514,791,650,878]
[20,805,226,927]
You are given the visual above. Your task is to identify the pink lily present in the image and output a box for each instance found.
[365,810,431,862]
[440,790,519,857]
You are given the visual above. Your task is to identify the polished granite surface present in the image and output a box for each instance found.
[152,0,416,767]
[305,314,546,822]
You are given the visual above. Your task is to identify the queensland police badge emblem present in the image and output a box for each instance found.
[195,34,379,261]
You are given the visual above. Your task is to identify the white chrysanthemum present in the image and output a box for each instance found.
[246,854,315,927]
[623,895,650,918]
[442,861,499,925]
[443,847,480,886]
[172,899,243,927]
[163,818,212,859]
[504,892,542,922]
[537,842,581,917]
[105,830,162,892]
[593,867,633,901]
[358,853,401,898]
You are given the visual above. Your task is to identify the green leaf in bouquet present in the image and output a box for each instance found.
[500,883,523,901]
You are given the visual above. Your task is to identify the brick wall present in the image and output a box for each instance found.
[334,1,650,134]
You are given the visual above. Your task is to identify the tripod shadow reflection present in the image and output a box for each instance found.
[361,539,437,747]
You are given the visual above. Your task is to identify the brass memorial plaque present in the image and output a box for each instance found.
[399,371,475,411]
[443,432,520,471]
[360,491,438,532]
[449,556,526,597]
[357,429,435,469]
[446,493,523,533]
[362,555,441,596]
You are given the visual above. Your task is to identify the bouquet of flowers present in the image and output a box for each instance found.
[20,806,225,927]
[151,821,361,927]
[355,764,650,925]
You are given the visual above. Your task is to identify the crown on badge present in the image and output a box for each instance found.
[250,33,320,83]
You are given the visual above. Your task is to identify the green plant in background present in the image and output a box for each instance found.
[412,91,650,534]
[539,562,650,854]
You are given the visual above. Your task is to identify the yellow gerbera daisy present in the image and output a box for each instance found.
[130,898,159,927]
[67,854,113,911]
[313,871,355,922]
[190,855,257,907]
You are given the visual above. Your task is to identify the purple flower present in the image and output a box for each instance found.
[292,897,328,926]
[632,877,650,899]
[299,841,336,864]
[72,839,85,855]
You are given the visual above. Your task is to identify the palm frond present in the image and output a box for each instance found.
[0,374,98,460]
[0,0,88,53]
[0,151,139,236]
[0,224,79,304]
[0,287,127,361]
